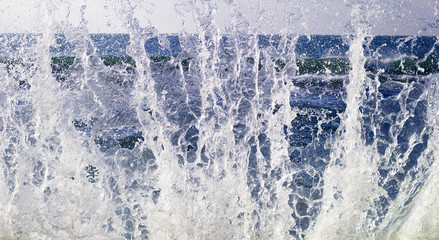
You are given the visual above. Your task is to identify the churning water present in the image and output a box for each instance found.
[0,1,439,239]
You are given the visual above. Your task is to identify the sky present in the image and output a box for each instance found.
[0,0,438,36]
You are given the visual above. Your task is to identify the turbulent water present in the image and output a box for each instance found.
[1,1,439,239]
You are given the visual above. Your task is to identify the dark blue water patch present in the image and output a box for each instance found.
[257,34,438,59]
[183,126,199,163]
[258,35,283,50]
[290,89,346,111]
[84,164,99,183]
[91,34,131,57]
[258,35,349,58]
[3,34,436,59]
[73,119,92,136]
[0,33,190,57]
[295,35,349,58]
[293,171,319,189]
[91,126,144,151]
[378,80,405,98]
[366,36,439,60]
[285,107,340,164]
[365,60,396,73]
[287,114,320,148]
[32,161,45,187]
[293,77,344,90]
[49,34,182,57]
[117,133,144,150]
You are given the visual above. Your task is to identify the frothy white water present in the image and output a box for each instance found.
[309,2,382,239]
[0,0,438,239]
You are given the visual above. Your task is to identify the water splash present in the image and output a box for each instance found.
[0,0,438,239]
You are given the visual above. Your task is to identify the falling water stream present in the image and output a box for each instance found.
[0,0,438,239]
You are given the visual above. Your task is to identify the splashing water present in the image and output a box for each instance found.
[0,0,439,239]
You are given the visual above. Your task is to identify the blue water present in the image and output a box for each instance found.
[1,34,437,59]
